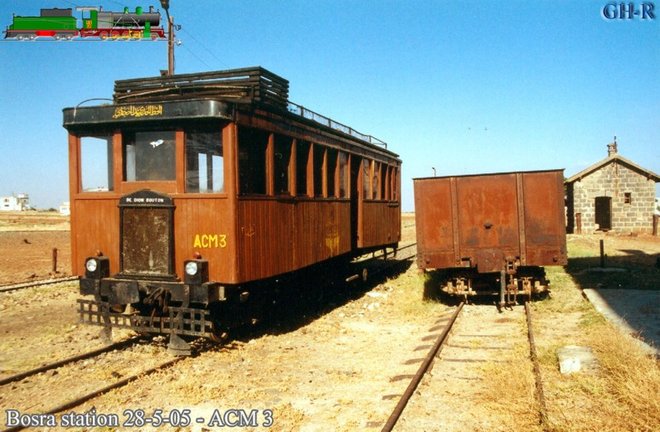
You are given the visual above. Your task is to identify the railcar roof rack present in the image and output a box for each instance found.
[114,66,289,108]
[113,66,387,148]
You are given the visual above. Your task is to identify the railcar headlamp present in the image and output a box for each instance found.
[84,255,110,279]
[185,261,198,276]
[86,258,98,273]
[184,258,208,285]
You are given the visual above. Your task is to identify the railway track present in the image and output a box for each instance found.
[1,337,190,432]
[0,276,79,293]
[381,300,548,431]
[0,336,146,387]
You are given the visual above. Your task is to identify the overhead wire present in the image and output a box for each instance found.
[178,26,227,70]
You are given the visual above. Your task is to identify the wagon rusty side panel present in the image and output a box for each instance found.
[414,169,567,273]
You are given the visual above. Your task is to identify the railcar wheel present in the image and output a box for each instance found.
[362,268,368,282]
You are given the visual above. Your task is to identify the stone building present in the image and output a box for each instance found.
[565,139,659,234]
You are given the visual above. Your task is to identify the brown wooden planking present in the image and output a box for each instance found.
[71,198,120,275]
[114,67,289,108]
[236,199,351,282]
[360,202,401,249]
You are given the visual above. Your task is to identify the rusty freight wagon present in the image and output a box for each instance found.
[63,67,401,353]
[414,170,566,307]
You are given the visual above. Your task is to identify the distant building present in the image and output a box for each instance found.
[565,138,659,234]
[0,193,30,211]
[59,201,71,216]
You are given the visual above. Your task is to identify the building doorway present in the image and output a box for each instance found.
[595,196,612,231]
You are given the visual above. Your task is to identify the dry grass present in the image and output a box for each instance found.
[589,324,660,431]
[534,251,660,432]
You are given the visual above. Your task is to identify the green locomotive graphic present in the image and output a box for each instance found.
[4,6,165,40]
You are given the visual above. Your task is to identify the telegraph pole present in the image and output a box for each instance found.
[160,0,174,75]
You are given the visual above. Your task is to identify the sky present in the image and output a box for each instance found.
[0,0,658,211]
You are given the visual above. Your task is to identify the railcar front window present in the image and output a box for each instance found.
[123,131,175,181]
[186,130,224,193]
[80,135,113,192]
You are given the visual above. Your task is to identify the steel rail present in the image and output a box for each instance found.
[525,301,549,430]
[0,276,79,293]
[381,301,464,432]
[3,356,184,432]
[0,336,145,387]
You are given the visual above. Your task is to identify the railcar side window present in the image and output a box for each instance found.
[362,159,371,199]
[326,148,338,198]
[296,140,311,197]
[338,152,348,198]
[274,134,292,195]
[385,165,393,200]
[80,135,113,192]
[123,131,175,181]
[238,127,268,195]
[313,145,325,197]
[186,130,224,193]
[379,164,386,200]
[391,167,399,201]
[373,162,381,200]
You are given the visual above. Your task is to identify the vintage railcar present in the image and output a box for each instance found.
[414,170,566,307]
[63,67,401,353]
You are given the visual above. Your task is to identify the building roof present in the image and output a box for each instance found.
[566,152,660,184]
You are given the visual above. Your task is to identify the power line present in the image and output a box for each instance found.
[179,26,226,69]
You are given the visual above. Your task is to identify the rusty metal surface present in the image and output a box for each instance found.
[121,207,173,275]
[414,170,567,273]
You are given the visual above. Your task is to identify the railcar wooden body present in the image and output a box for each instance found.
[414,170,566,307]
[64,67,401,353]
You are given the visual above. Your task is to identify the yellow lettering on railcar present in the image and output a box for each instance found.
[112,104,163,119]
[193,234,228,248]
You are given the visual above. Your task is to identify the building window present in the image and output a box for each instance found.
[624,192,632,204]
[185,130,224,193]
[81,134,113,191]
[238,127,268,195]
[123,131,175,181]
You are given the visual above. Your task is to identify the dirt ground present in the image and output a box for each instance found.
[0,212,71,285]
[0,212,658,431]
